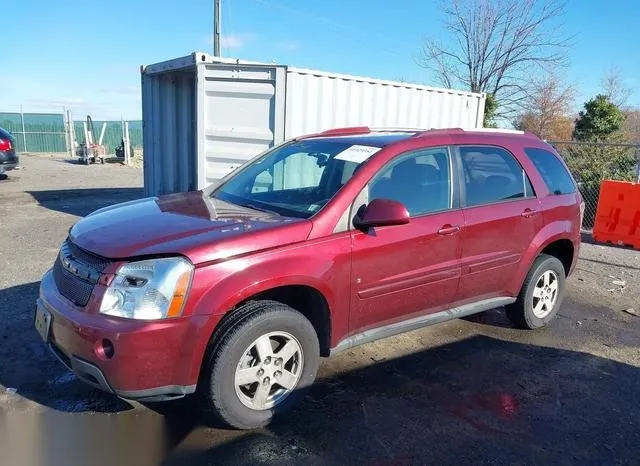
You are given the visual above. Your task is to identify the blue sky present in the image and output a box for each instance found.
[2,0,639,120]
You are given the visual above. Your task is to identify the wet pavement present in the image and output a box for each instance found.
[1,155,639,466]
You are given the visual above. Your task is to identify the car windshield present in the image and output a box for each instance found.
[212,139,380,218]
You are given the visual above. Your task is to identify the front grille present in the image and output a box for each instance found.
[52,239,109,307]
[65,240,109,271]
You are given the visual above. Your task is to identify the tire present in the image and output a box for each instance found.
[506,254,566,330]
[198,300,320,429]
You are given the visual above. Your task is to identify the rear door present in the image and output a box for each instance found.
[350,147,464,331]
[455,145,543,302]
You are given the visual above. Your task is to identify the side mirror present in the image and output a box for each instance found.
[355,198,410,229]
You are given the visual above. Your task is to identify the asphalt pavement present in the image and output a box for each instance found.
[1,154,639,466]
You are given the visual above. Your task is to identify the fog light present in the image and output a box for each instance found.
[94,339,115,360]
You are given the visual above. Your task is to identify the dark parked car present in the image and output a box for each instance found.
[36,127,583,429]
[0,127,18,176]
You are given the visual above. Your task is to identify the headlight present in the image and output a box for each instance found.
[99,257,193,320]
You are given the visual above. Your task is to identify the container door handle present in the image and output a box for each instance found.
[438,224,461,235]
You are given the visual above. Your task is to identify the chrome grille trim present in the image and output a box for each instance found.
[52,239,109,307]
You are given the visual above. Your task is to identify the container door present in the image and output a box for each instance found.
[196,63,286,189]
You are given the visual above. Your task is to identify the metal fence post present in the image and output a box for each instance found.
[63,107,70,157]
[67,109,75,158]
[124,121,131,166]
[20,105,27,152]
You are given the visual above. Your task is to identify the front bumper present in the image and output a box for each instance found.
[38,270,199,401]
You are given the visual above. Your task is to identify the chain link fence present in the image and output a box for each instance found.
[550,141,640,229]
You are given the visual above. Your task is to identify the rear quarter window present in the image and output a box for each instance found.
[459,145,534,207]
[525,148,576,195]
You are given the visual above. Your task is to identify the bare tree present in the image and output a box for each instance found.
[419,0,569,121]
[601,67,632,109]
[514,74,575,140]
[623,109,640,143]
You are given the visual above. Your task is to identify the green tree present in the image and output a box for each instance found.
[561,95,635,228]
[483,94,498,128]
[573,95,625,142]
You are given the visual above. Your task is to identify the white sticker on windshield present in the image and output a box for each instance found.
[334,145,381,163]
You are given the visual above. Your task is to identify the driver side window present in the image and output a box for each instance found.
[368,148,452,217]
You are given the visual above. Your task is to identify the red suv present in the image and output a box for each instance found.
[36,127,582,429]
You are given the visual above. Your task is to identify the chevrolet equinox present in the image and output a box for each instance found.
[36,127,582,429]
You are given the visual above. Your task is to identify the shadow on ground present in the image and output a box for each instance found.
[2,275,638,463]
[162,334,640,465]
[27,188,144,217]
[0,282,131,413]
[2,279,639,464]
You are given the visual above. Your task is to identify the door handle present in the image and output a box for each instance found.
[521,209,538,218]
[438,224,461,235]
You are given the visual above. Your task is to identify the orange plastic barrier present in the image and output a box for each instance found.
[592,180,640,249]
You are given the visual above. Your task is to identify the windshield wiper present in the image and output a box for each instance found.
[239,202,281,216]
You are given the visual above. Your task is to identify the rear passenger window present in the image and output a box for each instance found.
[459,146,534,207]
[525,148,576,195]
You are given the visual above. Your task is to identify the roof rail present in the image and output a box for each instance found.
[314,126,427,137]
[412,127,464,137]
[369,127,426,133]
[462,128,525,135]
[317,126,371,136]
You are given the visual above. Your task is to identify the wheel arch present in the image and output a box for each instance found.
[508,221,578,296]
[192,277,336,385]
[233,284,333,357]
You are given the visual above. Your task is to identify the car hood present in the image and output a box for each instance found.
[69,191,311,264]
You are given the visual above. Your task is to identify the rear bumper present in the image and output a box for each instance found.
[38,270,208,401]
[0,161,18,173]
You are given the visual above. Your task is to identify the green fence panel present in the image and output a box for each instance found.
[1,113,143,153]
[0,112,66,152]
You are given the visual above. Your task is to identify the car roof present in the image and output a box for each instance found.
[302,127,541,148]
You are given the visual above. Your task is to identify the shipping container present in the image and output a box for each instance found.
[141,52,486,196]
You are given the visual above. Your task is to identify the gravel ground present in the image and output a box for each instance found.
[1,154,639,466]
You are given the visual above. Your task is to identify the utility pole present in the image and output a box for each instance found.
[214,0,221,57]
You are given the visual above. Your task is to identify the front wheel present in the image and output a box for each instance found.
[198,301,320,429]
[506,254,566,329]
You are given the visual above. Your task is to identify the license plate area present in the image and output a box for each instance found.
[34,305,52,343]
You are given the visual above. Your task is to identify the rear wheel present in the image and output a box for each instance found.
[506,254,566,329]
[198,300,319,429]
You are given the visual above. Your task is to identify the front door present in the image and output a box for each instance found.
[350,147,463,332]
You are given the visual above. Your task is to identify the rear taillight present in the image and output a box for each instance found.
[0,139,12,151]
[579,199,585,227]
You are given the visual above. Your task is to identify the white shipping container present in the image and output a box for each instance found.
[141,52,485,196]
